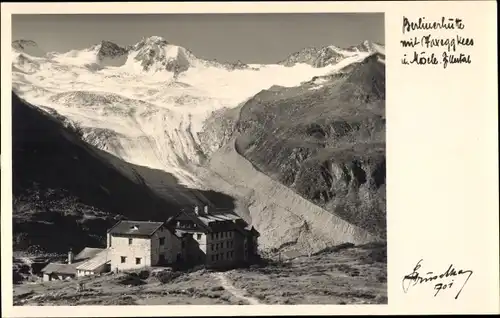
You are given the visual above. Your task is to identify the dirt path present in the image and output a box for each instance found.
[212,272,261,305]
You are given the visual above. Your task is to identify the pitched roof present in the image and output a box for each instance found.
[167,210,212,232]
[198,213,242,225]
[74,247,105,261]
[169,209,260,236]
[76,250,110,271]
[41,262,78,275]
[107,220,165,237]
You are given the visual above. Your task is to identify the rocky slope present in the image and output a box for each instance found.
[200,52,386,239]
[195,138,377,255]
[12,39,46,57]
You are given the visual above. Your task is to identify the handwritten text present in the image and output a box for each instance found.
[400,17,474,68]
[402,259,474,299]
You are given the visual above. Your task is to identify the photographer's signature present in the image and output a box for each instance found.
[402,259,473,299]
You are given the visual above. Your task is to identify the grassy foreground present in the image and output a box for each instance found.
[13,243,386,306]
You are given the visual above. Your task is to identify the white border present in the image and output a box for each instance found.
[2,1,499,316]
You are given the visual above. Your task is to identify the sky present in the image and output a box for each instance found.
[12,13,384,64]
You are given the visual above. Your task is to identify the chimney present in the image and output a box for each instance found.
[68,248,74,264]
[204,205,209,215]
[194,206,199,215]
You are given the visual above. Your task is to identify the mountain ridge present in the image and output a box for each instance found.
[12,37,383,70]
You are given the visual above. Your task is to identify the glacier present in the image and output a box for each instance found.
[11,36,375,190]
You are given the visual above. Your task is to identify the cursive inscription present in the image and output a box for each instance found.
[402,259,473,299]
[402,17,465,34]
[400,17,474,68]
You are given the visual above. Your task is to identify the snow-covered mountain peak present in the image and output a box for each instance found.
[345,40,382,53]
[12,39,38,50]
[280,40,384,67]
[93,40,128,58]
[12,39,46,58]
[135,35,170,48]
[279,45,347,68]
[359,40,372,51]
[129,37,199,74]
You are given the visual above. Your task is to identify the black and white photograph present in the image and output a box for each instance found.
[10,12,386,306]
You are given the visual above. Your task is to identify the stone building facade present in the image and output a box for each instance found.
[167,206,260,268]
[106,220,181,271]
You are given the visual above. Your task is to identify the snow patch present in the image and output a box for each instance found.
[309,85,324,91]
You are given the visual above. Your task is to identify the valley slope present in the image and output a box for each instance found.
[11,92,235,254]
[200,51,387,244]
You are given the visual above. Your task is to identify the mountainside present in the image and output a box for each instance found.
[201,51,386,239]
[11,36,385,255]
[278,41,380,68]
[11,37,374,188]
[11,92,235,254]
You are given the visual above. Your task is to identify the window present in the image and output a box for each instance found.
[227,251,230,259]
[136,258,141,265]
[121,256,126,263]
[211,244,214,251]
[159,237,165,246]
[215,233,218,239]
[197,233,202,240]
[128,238,133,245]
